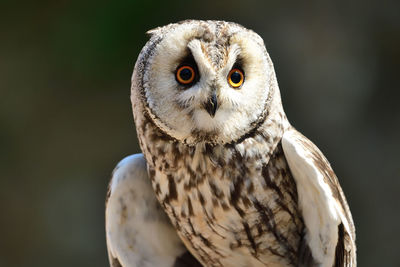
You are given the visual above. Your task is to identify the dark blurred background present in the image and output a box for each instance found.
[1,0,399,266]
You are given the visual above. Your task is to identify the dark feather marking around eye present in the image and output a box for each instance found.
[232,57,244,70]
[175,51,200,87]
[176,52,198,72]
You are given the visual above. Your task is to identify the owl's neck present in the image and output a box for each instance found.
[133,85,290,172]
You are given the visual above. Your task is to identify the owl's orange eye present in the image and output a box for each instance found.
[228,68,244,88]
[176,65,196,85]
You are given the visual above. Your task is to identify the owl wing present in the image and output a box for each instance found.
[281,128,356,267]
[105,154,199,267]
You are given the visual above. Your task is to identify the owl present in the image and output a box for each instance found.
[105,20,356,267]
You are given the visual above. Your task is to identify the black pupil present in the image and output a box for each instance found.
[179,68,193,81]
[230,71,242,84]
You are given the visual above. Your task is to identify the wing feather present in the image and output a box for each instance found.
[282,129,356,267]
[105,154,190,267]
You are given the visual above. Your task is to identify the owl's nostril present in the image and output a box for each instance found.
[203,93,218,117]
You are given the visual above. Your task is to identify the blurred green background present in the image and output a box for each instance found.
[1,0,399,266]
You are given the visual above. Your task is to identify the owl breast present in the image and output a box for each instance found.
[137,115,304,267]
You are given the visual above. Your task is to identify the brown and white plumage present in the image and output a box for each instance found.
[105,20,356,267]
[105,154,202,267]
[282,130,356,267]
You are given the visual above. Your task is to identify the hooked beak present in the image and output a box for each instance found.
[203,92,218,117]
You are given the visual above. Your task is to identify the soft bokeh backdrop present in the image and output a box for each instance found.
[1,0,399,266]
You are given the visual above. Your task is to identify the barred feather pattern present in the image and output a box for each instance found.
[133,97,305,266]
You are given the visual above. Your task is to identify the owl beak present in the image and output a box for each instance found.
[203,93,218,117]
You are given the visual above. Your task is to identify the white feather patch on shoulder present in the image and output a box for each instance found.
[282,130,341,267]
[105,154,186,267]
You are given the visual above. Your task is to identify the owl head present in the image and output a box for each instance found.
[131,20,283,145]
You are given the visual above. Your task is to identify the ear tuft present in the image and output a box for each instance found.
[146,27,162,37]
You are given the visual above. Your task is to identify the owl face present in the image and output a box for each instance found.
[134,21,277,145]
